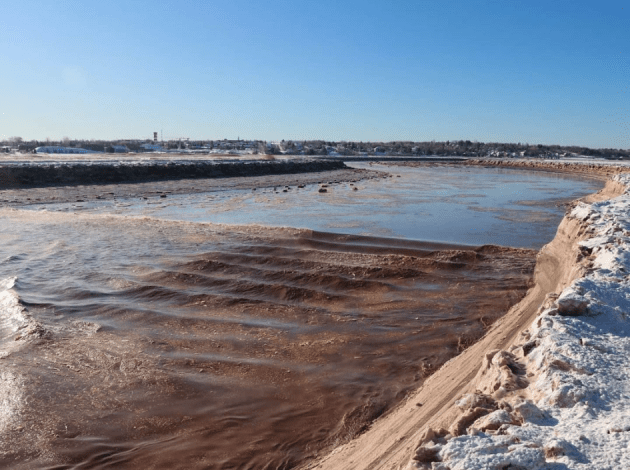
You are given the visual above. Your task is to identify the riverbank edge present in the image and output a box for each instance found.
[0,159,347,189]
[464,158,629,180]
[305,169,627,470]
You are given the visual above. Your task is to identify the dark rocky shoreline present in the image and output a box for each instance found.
[0,159,347,189]
[0,166,377,207]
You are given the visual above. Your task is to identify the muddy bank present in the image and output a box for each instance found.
[464,158,630,179]
[0,167,377,207]
[0,159,347,190]
[306,176,626,470]
[384,158,629,180]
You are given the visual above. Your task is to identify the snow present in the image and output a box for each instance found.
[414,172,630,470]
[0,152,298,166]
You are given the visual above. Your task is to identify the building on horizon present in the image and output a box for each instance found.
[140,143,163,151]
[34,146,98,154]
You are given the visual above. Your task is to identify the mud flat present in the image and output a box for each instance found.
[307,168,630,469]
[0,165,376,207]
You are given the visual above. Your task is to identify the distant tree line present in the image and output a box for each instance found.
[274,140,630,159]
[1,137,629,159]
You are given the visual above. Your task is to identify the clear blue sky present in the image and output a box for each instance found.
[2,0,628,148]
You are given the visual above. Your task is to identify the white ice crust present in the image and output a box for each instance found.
[431,173,630,470]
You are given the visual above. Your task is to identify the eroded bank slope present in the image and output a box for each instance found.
[465,158,630,179]
[307,176,628,470]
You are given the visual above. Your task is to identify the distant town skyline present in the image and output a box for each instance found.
[2,0,629,148]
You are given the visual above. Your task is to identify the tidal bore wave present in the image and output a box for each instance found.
[0,210,536,469]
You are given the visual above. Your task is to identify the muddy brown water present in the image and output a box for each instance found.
[0,211,534,469]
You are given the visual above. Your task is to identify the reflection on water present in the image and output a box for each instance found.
[25,163,601,248]
[0,165,602,468]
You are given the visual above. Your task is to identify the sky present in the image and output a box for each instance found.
[1,0,629,148]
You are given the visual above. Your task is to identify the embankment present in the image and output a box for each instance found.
[306,176,627,470]
[465,158,629,179]
[0,159,347,189]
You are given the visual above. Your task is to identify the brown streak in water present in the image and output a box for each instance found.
[2,226,535,469]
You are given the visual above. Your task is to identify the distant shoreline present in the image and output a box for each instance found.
[380,157,630,180]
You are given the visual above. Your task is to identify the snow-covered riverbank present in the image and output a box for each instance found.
[410,173,630,469]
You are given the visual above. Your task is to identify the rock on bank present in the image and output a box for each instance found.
[307,175,630,470]
[0,159,347,189]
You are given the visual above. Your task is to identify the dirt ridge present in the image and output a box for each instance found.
[465,158,629,179]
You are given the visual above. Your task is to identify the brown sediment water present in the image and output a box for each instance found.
[0,211,534,469]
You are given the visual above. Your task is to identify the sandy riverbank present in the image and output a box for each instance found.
[465,158,630,180]
[0,166,380,207]
[305,164,629,470]
[385,158,630,181]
